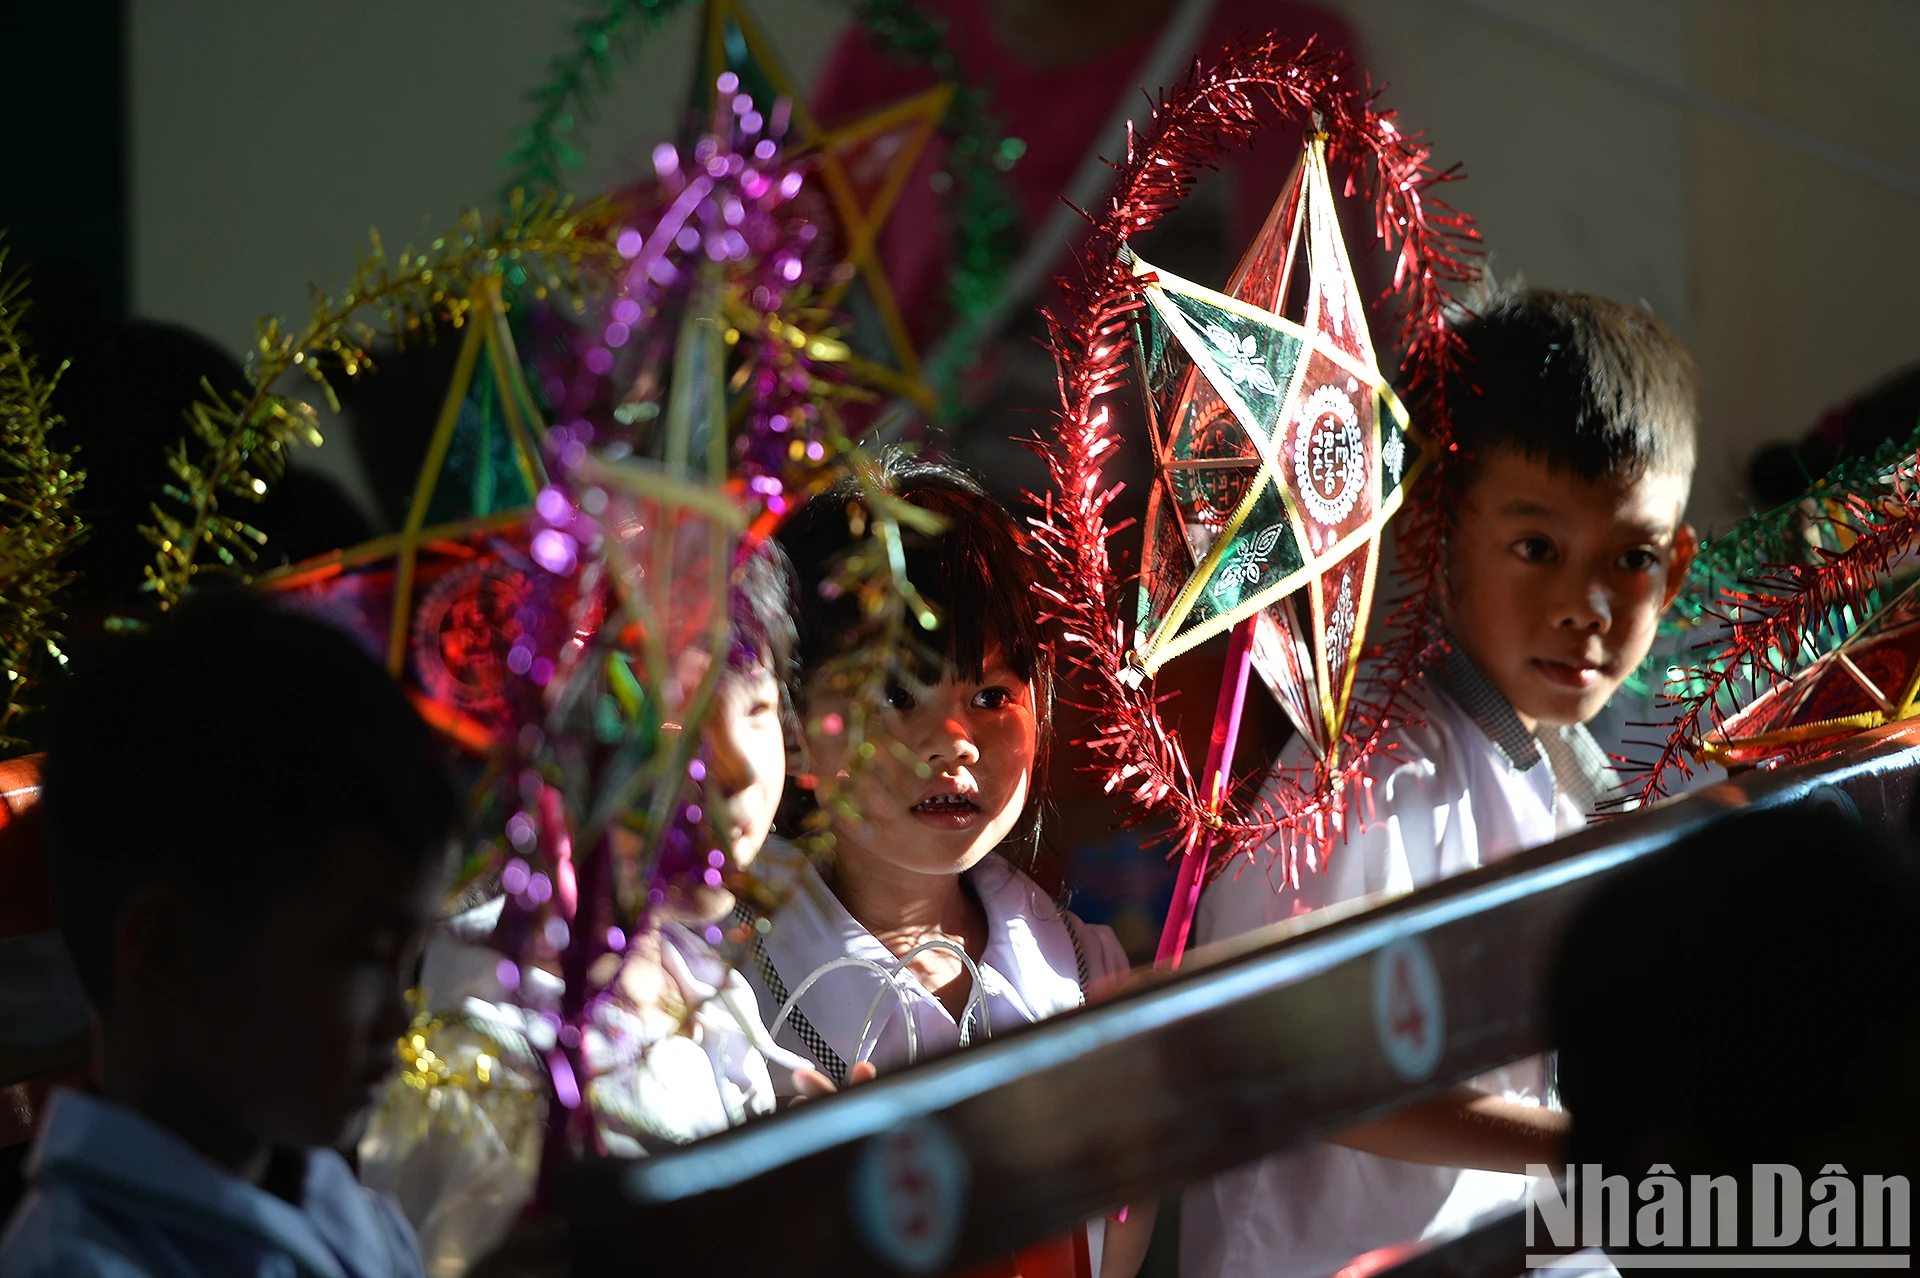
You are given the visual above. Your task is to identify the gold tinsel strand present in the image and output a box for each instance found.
[0,245,85,751]
[143,190,625,608]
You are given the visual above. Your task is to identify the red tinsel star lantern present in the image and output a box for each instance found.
[1025,37,1479,964]
[1700,571,1920,767]
[1128,134,1425,765]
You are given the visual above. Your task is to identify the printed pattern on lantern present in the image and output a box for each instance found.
[412,557,537,722]
[1203,321,1282,397]
[1253,599,1324,757]
[1139,481,1198,634]
[1173,398,1261,528]
[1293,383,1366,527]
[1211,524,1286,602]
[1324,569,1356,679]
[1312,536,1378,743]
[1382,420,1407,488]
[1320,274,1348,339]
[1305,142,1374,369]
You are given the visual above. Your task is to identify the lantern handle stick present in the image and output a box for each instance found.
[1155,612,1259,969]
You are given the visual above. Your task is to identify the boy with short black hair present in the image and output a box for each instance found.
[1,593,457,1277]
[1184,288,1700,1278]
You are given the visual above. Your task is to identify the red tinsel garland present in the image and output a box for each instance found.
[1026,36,1480,886]
[1620,480,1920,807]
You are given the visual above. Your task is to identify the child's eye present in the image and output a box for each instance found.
[1512,536,1557,563]
[1618,547,1662,573]
[973,686,1016,710]
[884,682,916,711]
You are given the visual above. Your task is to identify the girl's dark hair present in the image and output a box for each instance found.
[733,536,800,738]
[775,448,1053,866]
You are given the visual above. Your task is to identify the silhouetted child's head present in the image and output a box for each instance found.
[778,448,1052,876]
[42,593,457,1162]
[40,318,374,642]
[1550,805,1920,1176]
[1440,288,1699,727]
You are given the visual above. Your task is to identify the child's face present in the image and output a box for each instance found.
[679,658,788,921]
[804,645,1037,883]
[1442,448,1696,728]
[153,834,445,1153]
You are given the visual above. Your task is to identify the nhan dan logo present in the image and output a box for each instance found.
[1524,1164,1911,1269]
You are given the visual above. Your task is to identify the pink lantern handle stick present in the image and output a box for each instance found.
[1154,614,1259,969]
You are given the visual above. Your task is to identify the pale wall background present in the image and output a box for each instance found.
[130,0,1920,531]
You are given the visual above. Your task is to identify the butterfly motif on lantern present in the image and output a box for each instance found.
[1128,135,1428,766]
[1210,524,1285,601]
[1203,323,1281,396]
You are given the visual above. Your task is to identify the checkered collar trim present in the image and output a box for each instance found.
[1434,640,1543,772]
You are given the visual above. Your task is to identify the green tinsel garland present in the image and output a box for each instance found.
[843,0,1025,413]
[502,0,1025,417]
[503,0,695,197]
[0,248,85,752]
[1692,415,1920,587]
[1624,412,1920,703]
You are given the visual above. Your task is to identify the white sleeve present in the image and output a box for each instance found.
[710,965,814,1093]
[1362,742,1443,898]
[1193,737,1444,946]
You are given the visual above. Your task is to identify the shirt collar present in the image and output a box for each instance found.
[759,850,1079,1065]
[1432,639,1543,772]
[1430,638,1624,815]
[30,1089,402,1278]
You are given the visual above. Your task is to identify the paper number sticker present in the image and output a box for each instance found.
[1371,935,1445,1082]
[850,1117,969,1274]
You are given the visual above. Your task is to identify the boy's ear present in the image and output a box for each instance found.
[1662,523,1699,610]
[111,883,198,1004]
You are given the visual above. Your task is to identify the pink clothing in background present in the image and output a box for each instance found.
[809,0,1361,348]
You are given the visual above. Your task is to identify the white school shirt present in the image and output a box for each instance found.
[743,843,1131,1273]
[743,844,1130,1088]
[3,1089,422,1278]
[589,921,811,1149]
[405,895,802,1144]
[1181,648,1618,1278]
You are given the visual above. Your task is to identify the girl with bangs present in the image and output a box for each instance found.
[750,449,1152,1277]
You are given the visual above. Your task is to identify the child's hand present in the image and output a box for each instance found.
[791,1059,877,1101]
[1100,1202,1159,1278]
[1330,1086,1568,1174]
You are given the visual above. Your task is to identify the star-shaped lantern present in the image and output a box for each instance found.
[699,0,945,418]
[1129,136,1425,768]
[1701,572,1920,768]
[260,275,564,754]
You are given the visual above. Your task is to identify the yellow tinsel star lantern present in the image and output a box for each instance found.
[590,267,748,715]
[698,0,943,417]
[260,275,556,753]
[1128,136,1426,767]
